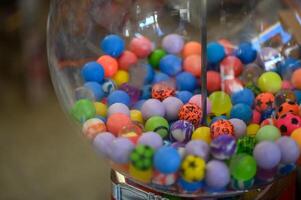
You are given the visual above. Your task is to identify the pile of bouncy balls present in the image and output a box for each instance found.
[71,33,301,193]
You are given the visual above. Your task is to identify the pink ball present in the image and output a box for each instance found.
[276,113,301,136]
[189,94,211,114]
[129,35,153,58]
[252,110,261,124]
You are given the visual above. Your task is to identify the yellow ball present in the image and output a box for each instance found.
[94,102,107,117]
[129,163,153,183]
[181,155,206,182]
[247,124,260,137]
[113,70,129,86]
[257,72,282,94]
[291,128,301,150]
[130,110,144,124]
[209,91,232,116]
[191,126,211,144]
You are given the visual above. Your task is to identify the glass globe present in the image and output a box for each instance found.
[47,0,301,198]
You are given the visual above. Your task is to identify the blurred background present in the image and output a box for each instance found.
[0,0,111,199]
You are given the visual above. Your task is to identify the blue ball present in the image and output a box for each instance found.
[84,82,105,101]
[159,54,182,76]
[81,62,105,83]
[235,42,257,64]
[100,34,125,57]
[141,85,152,100]
[107,90,130,106]
[260,108,274,121]
[132,100,146,110]
[175,91,193,103]
[294,90,301,104]
[178,177,204,192]
[152,72,170,84]
[278,57,301,78]
[207,42,225,64]
[230,103,252,123]
[144,64,155,84]
[231,88,255,106]
[176,72,197,92]
[154,146,181,174]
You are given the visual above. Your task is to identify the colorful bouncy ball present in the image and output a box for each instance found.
[210,135,236,160]
[210,119,234,139]
[276,113,301,136]
[181,155,206,182]
[130,145,155,171]
[178,103,202,127]
[151,83,175,101]
[145,116,169,138]
[170,120,194,143]
[255,92,275,112]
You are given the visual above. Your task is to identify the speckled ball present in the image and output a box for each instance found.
[210,119,234,139]
[178,103,202,127]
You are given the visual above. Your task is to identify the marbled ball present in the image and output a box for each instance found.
[141,99,166,120]
[137,132,163,150]
[205,160,230,189]
[210,135,236,160]
[276,136,300,164]
[170,120,194,143]
[185,140,210,161]
[82,118,106,140]
[253,141,281,169]
[110,137,135,164]
[163,97,184,121]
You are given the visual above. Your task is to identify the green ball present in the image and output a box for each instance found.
[148,49,166,68]
[130,145,154,171]
[255,125,281,142]
[257,72,282,93]
[145,116,169,138]
[236,136,256,155]
[229,154,257,181]
[71,99,96,123]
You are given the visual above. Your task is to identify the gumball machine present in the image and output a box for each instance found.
[47,0,301,199]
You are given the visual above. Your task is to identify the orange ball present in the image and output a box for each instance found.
[106,113,132,136]
[183,55,202,77]
[182,41,202,58]
[210,119,234,139]
[97,55,118,77]
[292,69,301,89]
[118,50,138,71]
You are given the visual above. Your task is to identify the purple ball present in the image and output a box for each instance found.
[229,118,247,138]
[137,132,163,150]
[185,140,210,161]
[205,160,230,189]
[108,103,130,117]
[253,141,281,169]
[276,136,300,164]
[211,135,236,160]
[141,99,166,120]
[162,97,184,121]
[109,137,135,164]
[170,120,194,143]
[162,34,184,54]
[119,83,141,105]
[93,132,115,158]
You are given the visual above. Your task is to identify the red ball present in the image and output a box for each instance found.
[178,103,202,127]
[129,36,153,58]
[276,101,299,119]
[210,119,234,139]
[118,50,138,71]
[152,83,175,101]
[207,71,221,93]
[220,56,243,77]
[252,109,261,124]
[255,92,275,112]
[106,113,132,136]
[276,113,301,136]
